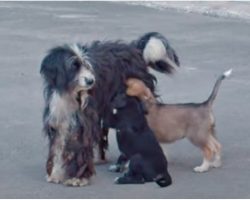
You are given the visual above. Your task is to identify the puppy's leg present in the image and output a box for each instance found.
[109,154,128,172]
[210,136,222,168]
[194,145,213,173]
[114,154,145,184]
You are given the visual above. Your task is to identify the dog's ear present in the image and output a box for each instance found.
[40,54,57,86]
[112,93,127,109]
[40,48,68,90]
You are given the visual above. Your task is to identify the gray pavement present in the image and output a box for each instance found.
[0,2,249,198]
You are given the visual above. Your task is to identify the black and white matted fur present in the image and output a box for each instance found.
[40,32,180,186]
[40,44,100,186]
[88,32,180,162]
[132,32,180,73]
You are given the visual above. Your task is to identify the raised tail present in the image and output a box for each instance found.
[132,32,180,74]
[205,69,232,106]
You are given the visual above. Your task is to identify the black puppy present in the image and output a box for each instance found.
[105,94,172,187]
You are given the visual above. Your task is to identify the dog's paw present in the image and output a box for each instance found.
[108,164,121,172]
[46,175,62,184]
[114,177,121,184]
[63,178,89,187]
[193,166,209,173]
[211,160,222,168]
[114,175,145,184]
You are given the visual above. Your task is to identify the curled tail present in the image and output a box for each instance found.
[155,173,172,187]
[132,32,180,74]
[205,69,232,106]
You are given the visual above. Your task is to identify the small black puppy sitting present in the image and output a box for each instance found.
[104,93,172,187]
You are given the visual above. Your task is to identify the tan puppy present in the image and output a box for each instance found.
[125,69,232,172]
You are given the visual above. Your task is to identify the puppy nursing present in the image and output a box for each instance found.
[104,94,172,187]
[126,69,232,172]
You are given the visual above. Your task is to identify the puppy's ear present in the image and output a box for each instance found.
[112,93,127,109]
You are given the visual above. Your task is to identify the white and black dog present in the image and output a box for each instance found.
[88,32,180,162]
[41,44,100,186]
[40,32,180,186]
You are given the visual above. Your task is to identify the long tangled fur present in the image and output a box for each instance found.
[41,44,98,186]
[85,35,180,161]
[85,41,158,159]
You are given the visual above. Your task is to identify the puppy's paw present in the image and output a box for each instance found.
[193,166,209,173]
[63,178,89,187]
[114,177,121,184]
[108,164,121,172]
[114,175,145,184]
[211,160,222,168]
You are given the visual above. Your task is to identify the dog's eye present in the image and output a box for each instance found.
[72,60,81,71]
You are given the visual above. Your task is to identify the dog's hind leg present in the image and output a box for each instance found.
[96,127,109,164]
[194,144,213,173]
[210,136,222,168]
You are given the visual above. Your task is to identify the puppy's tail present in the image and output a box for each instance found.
[205,69,232,107]
[155,173,172,187]
[132,32,180,74]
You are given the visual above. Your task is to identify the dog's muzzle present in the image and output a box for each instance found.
[79,74,95,89]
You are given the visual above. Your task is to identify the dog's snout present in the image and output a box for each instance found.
[85,77,95,86]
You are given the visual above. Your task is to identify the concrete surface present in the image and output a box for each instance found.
[0,2,249,198]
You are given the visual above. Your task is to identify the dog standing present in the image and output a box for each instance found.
[104,94,172,187]
[126,69,232,172]
[40,44,100,186]
[85,32,180,163]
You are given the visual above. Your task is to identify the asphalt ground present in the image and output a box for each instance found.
[0,2,249,198]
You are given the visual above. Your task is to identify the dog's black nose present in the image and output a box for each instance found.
[85,77,94,86]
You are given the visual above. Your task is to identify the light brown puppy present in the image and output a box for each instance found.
[126,69,232,172]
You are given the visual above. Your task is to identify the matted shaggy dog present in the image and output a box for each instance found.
[40,32,180,186]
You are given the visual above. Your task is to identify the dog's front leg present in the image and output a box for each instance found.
[114,154,145,184]
[109,154,128,172]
